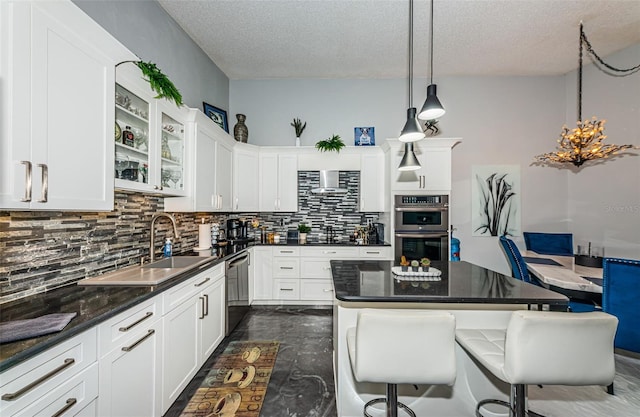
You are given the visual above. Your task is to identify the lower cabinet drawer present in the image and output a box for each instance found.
[99,298,159,355]
[273,258,300,278]
[358,246,392,259]
[300,259,332,279]
[12,363,99,417]
[273,279,300,300]
[1,328,97,417]
[300,280,335,301]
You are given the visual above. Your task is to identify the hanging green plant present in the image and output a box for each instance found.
[117,60,183,107]
[315,134,345,153]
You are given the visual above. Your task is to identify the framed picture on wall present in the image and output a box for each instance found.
[203,102,229,132]
[354,127,375,146]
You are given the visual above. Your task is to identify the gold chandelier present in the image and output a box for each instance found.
[535,23,638,167]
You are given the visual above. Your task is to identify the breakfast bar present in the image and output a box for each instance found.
[330,260,569,416]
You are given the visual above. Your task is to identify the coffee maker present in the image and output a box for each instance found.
[372,223,385,244]
[227,219,248,241]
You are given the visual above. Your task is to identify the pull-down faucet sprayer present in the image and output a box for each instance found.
[149,213,180,262]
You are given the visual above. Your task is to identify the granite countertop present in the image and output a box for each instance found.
[330,260,570,305]
[0,251,235,372]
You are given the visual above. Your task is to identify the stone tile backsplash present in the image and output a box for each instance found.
[0,171,380,304]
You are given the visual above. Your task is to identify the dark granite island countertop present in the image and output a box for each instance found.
[330,260,569,306]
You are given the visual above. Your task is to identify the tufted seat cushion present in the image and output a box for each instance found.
[455,328,508,381]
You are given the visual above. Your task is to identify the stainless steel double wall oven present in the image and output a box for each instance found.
[394,194,449,262]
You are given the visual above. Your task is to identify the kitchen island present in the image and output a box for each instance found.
[330,260,569,417]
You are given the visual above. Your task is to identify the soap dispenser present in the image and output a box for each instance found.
[163,238,173,258]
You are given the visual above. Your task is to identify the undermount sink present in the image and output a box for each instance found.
[77,255,216,286]
[142,256,209,269]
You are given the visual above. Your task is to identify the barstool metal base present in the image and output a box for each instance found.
[476,384,545,417]
[364,398,416,417]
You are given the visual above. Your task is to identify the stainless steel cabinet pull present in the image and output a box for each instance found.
[323,251,337,254]
[204,294,209,316]
[1,358,75,401]
[37,163,48,202]
[119,312,153,332]
[194,277,210,287]
[20,161,32,202]
[281,250,294,253]
[280,266,294,270]
[199,297,205,319]
[51,398,77,417]
[323,289,334,292]
[122,329,155,352]
[280,288,294,291]
[366,251,380,254]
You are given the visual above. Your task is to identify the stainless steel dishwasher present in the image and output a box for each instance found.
[225,250,250,335]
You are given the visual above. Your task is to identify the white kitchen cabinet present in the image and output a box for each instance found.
[114,64,189,197]
[251,246,274,301]
[259,152,298,212]
[387,138,460,192]
[161,264,225,414]
[165,110,235,212]
[360,152,387,212]
[0,328,98,417]
[358,246,393,259]
[233,143,260,212]
[98,298,162,417]
[0,0,131,211]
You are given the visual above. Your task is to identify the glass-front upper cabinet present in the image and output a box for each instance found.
[115,84,150,186]
[114,63,187,196]
[158,108,185,193]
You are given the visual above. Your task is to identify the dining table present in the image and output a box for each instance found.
[524,250,603,305]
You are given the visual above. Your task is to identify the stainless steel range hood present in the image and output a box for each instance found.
[311,170,348,194]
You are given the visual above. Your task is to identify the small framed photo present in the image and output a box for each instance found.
[354,127,375,146]
[203,102,229,132]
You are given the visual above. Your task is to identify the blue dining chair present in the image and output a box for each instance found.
[523,232,574,256]
[499,236,596,312]
[603,257,640,353]
[499,236,539,285]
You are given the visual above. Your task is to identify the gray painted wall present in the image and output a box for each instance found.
[73,0,229,112]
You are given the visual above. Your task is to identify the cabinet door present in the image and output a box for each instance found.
[251,247,273,301]
[99,322,162,417]
[215,139,233,211]
[277,154,298,212]
[360,153,386,212]
[155,102,187,196]
[199,277,225,362]
[233,146,259,211]
[161,297,199,414]
[194,124,217,210]
[259,153,279,211]
[1,1,122,211]
[390,142,452,192]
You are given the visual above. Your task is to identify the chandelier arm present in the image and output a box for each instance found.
[581,28,640,74]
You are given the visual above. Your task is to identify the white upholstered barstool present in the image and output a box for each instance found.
[456,310,618,417]
[347,310,457,417]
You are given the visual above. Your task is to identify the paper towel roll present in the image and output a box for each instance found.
[198,223,212,249]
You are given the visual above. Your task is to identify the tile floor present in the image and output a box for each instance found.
[165,306,336,417]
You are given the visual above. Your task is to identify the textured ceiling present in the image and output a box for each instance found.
[158,0,640,80]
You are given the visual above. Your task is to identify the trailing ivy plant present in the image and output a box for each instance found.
[315,134,345,153]
[117,60,183,107]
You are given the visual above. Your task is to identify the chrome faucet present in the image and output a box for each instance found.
[149,213,180,262]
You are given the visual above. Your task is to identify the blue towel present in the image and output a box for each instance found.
[582,277,603,286]
[0,312,77,344]
[522,257,563,266]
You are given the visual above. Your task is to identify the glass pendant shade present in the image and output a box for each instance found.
[398,142,421,171]
[418,84,445,120]
[399,107,425,142]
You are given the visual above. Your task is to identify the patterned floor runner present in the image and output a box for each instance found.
[180,341,280,417]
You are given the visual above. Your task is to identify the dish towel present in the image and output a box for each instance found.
[0,312,78,344]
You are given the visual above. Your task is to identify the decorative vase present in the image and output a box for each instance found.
[233,114,248,143]
[295,137,301,147]
[299,232,307,244]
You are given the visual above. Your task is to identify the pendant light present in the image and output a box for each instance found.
[418,0,445,120]
[398,142,421,171]
[399,0,425,143]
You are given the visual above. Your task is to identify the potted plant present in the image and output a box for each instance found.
[420,257,431,272]
[315,134,345,153]
[411,260,420,272]
[298,223,311,244]
[116,60,183,107]
[400,256,410,272]
[291,118,307,147]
